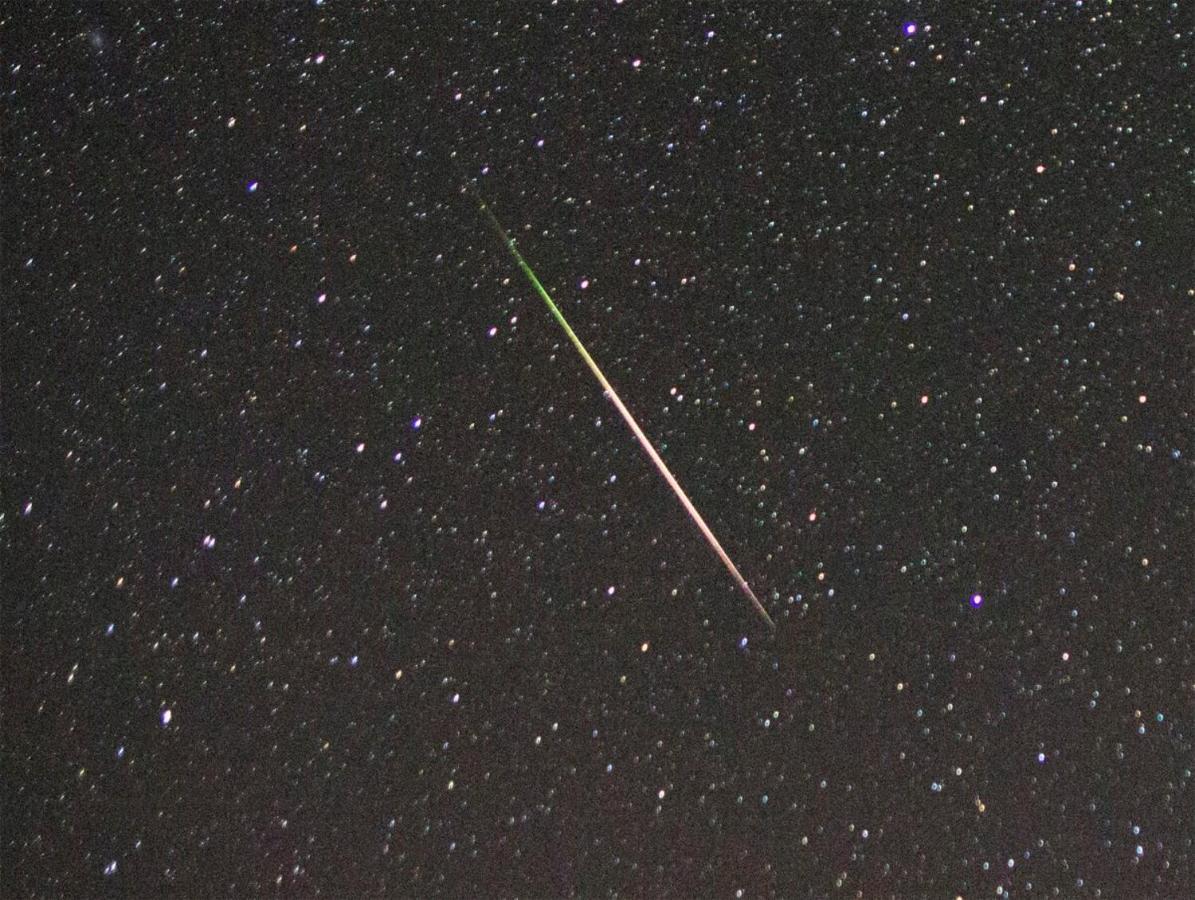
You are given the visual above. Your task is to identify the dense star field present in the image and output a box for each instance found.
[4,2,1193,896]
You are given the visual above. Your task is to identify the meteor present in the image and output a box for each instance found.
[475,195,775,630]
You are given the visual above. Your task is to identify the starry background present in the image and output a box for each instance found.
[4,2,1194,897]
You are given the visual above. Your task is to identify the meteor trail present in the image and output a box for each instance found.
[475,195,776,631]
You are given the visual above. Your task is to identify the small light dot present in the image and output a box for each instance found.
[969,593,984,608]
[355,442,365,453]
[160,708,172,726]
[1138,394,1147,404]
[631,57,642,68]
[247,181,259,193]
[487,326,498,337]
[640,642,650,653]
[1035,164,1046,174]
[412,416,422,430]
[579,278,590,290]
[903,21,918,35]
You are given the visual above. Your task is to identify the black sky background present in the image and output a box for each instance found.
[4,2,1194,897]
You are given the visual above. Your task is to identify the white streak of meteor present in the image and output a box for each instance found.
[478,199,775,630]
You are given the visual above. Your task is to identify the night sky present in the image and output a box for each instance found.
[4,2,1194,897]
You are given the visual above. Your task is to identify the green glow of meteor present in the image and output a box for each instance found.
[477,197,776,630]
